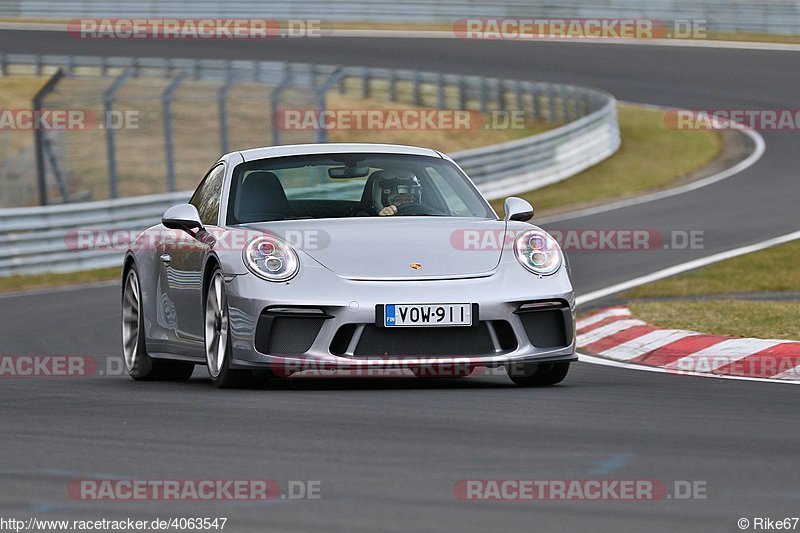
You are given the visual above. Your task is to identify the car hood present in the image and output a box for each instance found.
[242,217,508,279]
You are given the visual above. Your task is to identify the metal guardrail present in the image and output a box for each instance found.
[0,54,619,276]
[0,191,188,275]
[0,0,799,34]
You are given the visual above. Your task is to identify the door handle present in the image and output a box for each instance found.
[160,253,172,264]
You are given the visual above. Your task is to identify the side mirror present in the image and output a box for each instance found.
[503,197,534,222]
[162,204,203,231]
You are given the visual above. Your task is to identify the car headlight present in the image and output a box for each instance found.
[244,235,299,282]
[514,229,562,276]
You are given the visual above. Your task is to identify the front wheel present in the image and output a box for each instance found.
[204,268,252,388]
[506,361,570,387]
[122,266,194,381]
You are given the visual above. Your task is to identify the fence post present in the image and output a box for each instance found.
[530,83,541,120]
[218,74,240,154]
[315,66,344,143]
[437,73,446,110]
[413,71,422,106]
[270,63,294,145]
[162,71,188,193]
[41,133,69,202]
[480,77,488,113]
[103,67,134,200]
[459,77,467,110]
[362,68,370,98]
[496,79,505,111]
[388,69,397,102]
[32,68,65,206]
[309,64,318,89]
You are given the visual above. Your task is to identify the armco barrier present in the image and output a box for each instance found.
[0,55,619,276]
[0,191,188,276]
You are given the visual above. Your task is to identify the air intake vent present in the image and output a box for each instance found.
[255,308,330,355]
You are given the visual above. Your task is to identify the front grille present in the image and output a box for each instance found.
[517,307,570,348]
[255,309,329,355]
[353,322,496,357]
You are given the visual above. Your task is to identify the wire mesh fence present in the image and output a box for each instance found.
[0,59,320,207]
[0,54,616,210]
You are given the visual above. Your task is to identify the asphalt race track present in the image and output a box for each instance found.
[2,31,800,532]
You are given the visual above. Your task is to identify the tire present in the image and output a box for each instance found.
[506,361,570,387]
[204,268,253,388]
[122,266,195,381]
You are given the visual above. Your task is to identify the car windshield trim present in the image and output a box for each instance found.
[226,153,495,224]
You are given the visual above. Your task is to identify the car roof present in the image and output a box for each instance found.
[236,143,443,162]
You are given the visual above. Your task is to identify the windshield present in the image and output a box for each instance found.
[226,153,495,224]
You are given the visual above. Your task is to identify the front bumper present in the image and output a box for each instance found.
[224,260,576,371]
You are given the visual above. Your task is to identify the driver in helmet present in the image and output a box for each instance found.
[375,172,423,216]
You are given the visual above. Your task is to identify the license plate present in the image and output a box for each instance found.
[384,303,472,327]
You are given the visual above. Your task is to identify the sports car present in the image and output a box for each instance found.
[122,143,576,388]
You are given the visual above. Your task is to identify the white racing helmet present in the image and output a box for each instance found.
[372,172,422,210]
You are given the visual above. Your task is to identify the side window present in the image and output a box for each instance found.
[190,164,225,226]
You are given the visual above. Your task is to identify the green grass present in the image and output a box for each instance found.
[620,239,800,341]
[492,104,722,216]
[0,267,121,294]
[623,239,800,298]
[629,300,800,340]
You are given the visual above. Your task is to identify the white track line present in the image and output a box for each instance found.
[539,121,766,225]
[577,229,800,306]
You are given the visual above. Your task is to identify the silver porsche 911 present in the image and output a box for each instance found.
[122,143,576,388]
